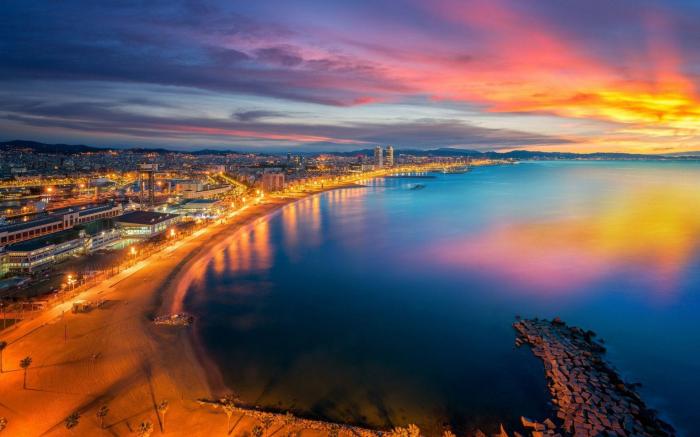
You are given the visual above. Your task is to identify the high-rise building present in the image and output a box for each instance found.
[262,172,285,192]
[373,146,383,167]
[385,146,394,167]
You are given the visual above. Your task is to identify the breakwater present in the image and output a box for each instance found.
[514,318,675,437]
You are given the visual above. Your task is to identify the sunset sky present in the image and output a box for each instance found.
[2,0,700,152]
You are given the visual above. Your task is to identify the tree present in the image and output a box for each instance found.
[137,420,154,437]
[260,415,275,437]
[96,405,109,429]
[221,394,237,434]
[0,341,6,373]
[282,412,296,435]
[0,417,7,432]
[19,356,32,389]
[388,424,421,437]
[157,400,169,432]
[65,412,80,433]
[328,423,340,437]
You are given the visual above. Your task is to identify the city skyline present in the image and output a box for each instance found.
[2,1,700,153]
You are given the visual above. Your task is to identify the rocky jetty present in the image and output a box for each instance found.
[514,318,675,437]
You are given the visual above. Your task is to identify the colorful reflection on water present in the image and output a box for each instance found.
[430,185,700,297]
[186,162,700,436]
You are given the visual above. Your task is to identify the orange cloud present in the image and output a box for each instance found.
[373,0,700,152]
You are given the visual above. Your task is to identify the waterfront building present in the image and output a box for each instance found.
[84,229,121,252]
[176,199,223,218]
[0,203,123,248]
[385,146,394,167]
[374,146,383,167]
[2,219,122,274]
[115,211,180,239]
[4,229,85,274]
[179,182,231,199]
[262,172,285,192]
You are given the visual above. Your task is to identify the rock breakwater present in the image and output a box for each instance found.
[514,318,675,437]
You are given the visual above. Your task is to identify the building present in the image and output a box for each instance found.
[0,203,122,248]
[116,211,181,239]
[84,229,121,253]
[2,218,123,274]
[262,172,285,192]
[3,229,85,274]
[137,163,158,207]
[176,199,223,218]
[385,146,394,167]
[80,219,122,253]
[178,182,231,200]
[0,216,63,248]
[207,165,226,173]
[51,203,124,227]
[374,146,383,168]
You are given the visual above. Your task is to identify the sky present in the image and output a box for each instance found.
[1,0,700,153]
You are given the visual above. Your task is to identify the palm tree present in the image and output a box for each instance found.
[0,341,7,373]
[137,420,154,437]
[388,424,421,437]
[19,356,32,389]
[221,394,237,434]
[406,425,421,437]
[328,423,340,437]
[260,415,275,437]
[65,412,80,433]
[0,417,7,432]
[157,400,169,432]
[96,405,109,429]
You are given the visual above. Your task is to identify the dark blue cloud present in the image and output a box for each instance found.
[1,0,699,150]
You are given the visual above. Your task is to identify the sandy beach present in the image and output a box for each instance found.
[0,181,380,437]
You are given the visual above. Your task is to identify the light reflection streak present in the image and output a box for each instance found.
[252,219,272,271]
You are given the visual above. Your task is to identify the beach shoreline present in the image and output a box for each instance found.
[0,178,393,436]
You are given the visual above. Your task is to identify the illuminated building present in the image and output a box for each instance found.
[385,146,394,167]
[374,146,383,167]
[3,221,120,274]
[0,203,123,247]
[176,199,223,218]
[262,172,285,191]
[116,211,180,238]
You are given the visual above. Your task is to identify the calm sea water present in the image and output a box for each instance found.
[185,161,700,435]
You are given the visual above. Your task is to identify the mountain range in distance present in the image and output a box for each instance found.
[2,139,699,160]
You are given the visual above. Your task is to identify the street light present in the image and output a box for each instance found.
[66,274,76,291]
